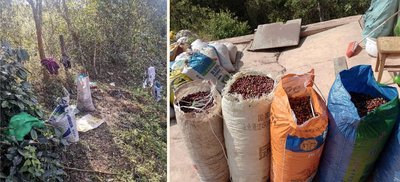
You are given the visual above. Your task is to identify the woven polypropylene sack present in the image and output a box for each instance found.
[174,80,230,182]
[77,75,95,112]
[316,65,400,182]
[373,118,400,182]
[270,70,328,182]
[222,71,278,182]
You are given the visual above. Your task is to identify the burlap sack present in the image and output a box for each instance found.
[174,80,230,182]
[222,71,278,182]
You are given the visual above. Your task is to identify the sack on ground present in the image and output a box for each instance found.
[147,66,156,87]
[223,42,238,64]
[270,70,328,182]
[210,43,235,72]
[222,71,278,182]
[170,52,230,104]
[373,117,400,182]
[154,80,162,102]
[181,52,230,91]
[316,65,400,182]
[49,106,79,143]
[174,80,230,182]
[171,52,191,71]
[199,46,221,66]
[191,39,208,51]
[170,42,188,61]
[77,73,95,112]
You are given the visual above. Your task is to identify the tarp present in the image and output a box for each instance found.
[316,65,400,181]
[362,0,399,38]
[7,112,45,141]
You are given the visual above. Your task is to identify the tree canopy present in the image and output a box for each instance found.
[171,0,370,40]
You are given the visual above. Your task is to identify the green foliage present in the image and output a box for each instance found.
[0,43,66,181]
[171,0,250,40]
[203,11,250,40]
[17,146,44,178]
[65,0,167,85]
[1,0,167,180]
[112,88,167,181]
[171,0,370,39]
[0,0,167,89]
[395,20,400,36]
[0,42,42,123]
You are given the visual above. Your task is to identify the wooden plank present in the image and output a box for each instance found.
[217,15,362,44]
[333,56,348,76]
[377,37,400,54]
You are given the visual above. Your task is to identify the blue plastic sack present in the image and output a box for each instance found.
[316,65,400,181]
[362,0,399,39]
[373,116,400,182]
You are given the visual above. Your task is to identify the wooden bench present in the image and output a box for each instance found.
[376,37,400,82]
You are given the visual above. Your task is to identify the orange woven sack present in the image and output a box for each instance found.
[270,70,328,182]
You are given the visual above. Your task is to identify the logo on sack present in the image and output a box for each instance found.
[300,139,318,151]
[286,134,325,152]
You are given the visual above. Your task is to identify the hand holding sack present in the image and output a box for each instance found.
[270,70,328,182]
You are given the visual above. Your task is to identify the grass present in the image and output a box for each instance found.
[111,89,167,181]
[24,58,167,181]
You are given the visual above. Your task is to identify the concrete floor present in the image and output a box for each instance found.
[169,21,400,182]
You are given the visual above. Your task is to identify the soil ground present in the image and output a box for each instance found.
[61,82,167,182]
[26,62,168,182]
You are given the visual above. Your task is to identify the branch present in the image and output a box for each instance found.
[0,141,11,145]
[26,0,36,12]
[26,0,34,7]
[62,166,118,175]
[62,0,70,18]
[38,0,43,23]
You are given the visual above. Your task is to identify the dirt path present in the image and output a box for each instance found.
[62,84,167,181]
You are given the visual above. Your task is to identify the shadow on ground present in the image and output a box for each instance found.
[62,122,134,182]
[60,83,167,181]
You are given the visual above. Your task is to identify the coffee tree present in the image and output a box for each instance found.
[0,42,66,181]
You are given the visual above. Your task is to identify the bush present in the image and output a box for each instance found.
[171,0,370,39]
[0,42,66,181]
[171,0,251,40]
[203,11,251,40]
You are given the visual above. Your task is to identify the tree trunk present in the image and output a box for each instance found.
[60,0,85,67]
[60,34,74,91]
[93,41,98,76]
[59,35,67,56]
[317,1,323,22]
[27,0,45,60]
